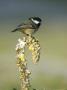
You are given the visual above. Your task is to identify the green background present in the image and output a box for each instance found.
[0,0,67,90]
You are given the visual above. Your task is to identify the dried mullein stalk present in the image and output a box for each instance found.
[16,38,31,90]
[26,36,40,64]
[15,36,40,90]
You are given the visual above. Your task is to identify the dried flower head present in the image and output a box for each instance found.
[15,36,40,90]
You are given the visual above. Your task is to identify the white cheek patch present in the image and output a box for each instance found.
[31,18,39,24]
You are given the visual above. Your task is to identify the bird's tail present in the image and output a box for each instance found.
[11,28,18,32]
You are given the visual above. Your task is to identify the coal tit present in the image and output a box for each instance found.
[12,16,42,36]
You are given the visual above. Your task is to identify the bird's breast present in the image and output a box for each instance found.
[21,28,35,35]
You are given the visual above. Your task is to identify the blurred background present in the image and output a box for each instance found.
[0,0,67,90]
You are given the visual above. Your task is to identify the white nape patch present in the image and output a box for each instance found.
[31,18,39,24]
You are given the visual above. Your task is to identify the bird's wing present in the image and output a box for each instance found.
[11,23,35,32]
[17,23,35,29]
[17,23,26,27]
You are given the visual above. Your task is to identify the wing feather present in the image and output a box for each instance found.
[11,22,35,32]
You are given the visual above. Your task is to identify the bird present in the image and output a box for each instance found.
[11,16,42,36]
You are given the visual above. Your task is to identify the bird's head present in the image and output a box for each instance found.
[29,16,42,27]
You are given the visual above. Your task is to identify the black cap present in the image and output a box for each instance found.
[29,16,42,22]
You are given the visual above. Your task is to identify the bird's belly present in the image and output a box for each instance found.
[22,29,35,35]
